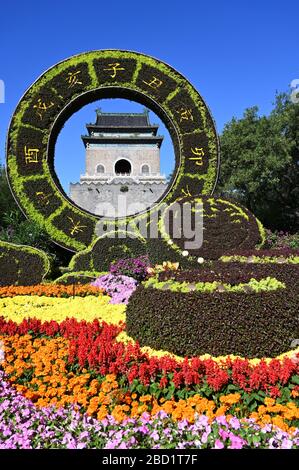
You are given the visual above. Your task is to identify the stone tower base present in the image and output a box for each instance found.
[70,181,167,217]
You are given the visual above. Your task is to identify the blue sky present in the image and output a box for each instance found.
[0,0,298,193]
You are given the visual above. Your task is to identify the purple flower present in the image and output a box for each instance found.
[229,435,246,449]
[214,439,225,449]
[91,274,137,304]
[137,425,149,435]
[150,431,159,441]
[110,255,150,282]
[229,417,241,430]
[216,416,228,427]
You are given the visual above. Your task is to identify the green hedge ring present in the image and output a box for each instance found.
[6,50,220,252]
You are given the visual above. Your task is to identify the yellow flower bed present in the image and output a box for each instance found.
[116,331,299,365]
[0,295,126,324]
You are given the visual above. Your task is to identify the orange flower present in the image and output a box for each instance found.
[0,284,103,298]
[264,397,275,407]
[219,393,241,406]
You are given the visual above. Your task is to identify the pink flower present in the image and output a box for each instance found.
[229,436,246,449]
[214,439,225,449]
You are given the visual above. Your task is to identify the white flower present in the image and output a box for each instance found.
[167,239,173,245]
[197,257,204,264]
[182,250,189,257]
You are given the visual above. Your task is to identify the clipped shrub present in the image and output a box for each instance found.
[69,232,147,272]
[126,263,299,358]
[158,196,265,261]
[0,240,50,286]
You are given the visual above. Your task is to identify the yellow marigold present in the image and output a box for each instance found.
[105,374,117,383]
[272,416,289,431]
[97,406,108,421]
[139,394,152,403]
[215,405,228,416]
[219,393,241,405]
[260,414,272,424]
[264,397,275,407]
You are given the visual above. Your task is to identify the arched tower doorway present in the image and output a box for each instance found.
[115,159,131,175]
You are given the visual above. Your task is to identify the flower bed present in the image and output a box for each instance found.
[0,296,125,324]
[0,255,298,448]
[0,314,298,433]
[1,371,298,449]
[0,284,102,298]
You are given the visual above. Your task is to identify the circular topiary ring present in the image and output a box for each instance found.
[6,50,220,252]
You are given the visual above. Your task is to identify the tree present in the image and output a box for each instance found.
[0,164,18,224]
[217,93,299,232]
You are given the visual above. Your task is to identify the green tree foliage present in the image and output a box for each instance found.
[218,93,299,232]
[0,164,18,223]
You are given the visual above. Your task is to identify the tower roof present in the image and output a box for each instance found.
[82,109,163,148]
[95,109,150,127]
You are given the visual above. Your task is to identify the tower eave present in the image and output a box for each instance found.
[85,124,159,136]
[81,134,164,148]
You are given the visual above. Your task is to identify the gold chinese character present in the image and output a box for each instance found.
[66,71,83,88]
[142,76,163,89]
[36,191,52,206]
[67,217,87,236]
[103,62,125,78]
[188,147,205,166]
[24,146,40,164]
[176,107,193,122]
[181,185,192,197]
[33,98,54,120]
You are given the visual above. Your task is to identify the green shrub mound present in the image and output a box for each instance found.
[126,264,299,358]
[159,197,265,260]
[0,240,50,286]
[69,232,147,272]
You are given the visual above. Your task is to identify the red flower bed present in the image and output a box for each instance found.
[0,316,298,397]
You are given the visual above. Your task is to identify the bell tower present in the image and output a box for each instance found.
[69,109,167,216]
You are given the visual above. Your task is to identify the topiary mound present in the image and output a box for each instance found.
[68,231,147,272]
[0,240,50,286]
[126,263,299,358]
[156,196,265,261]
